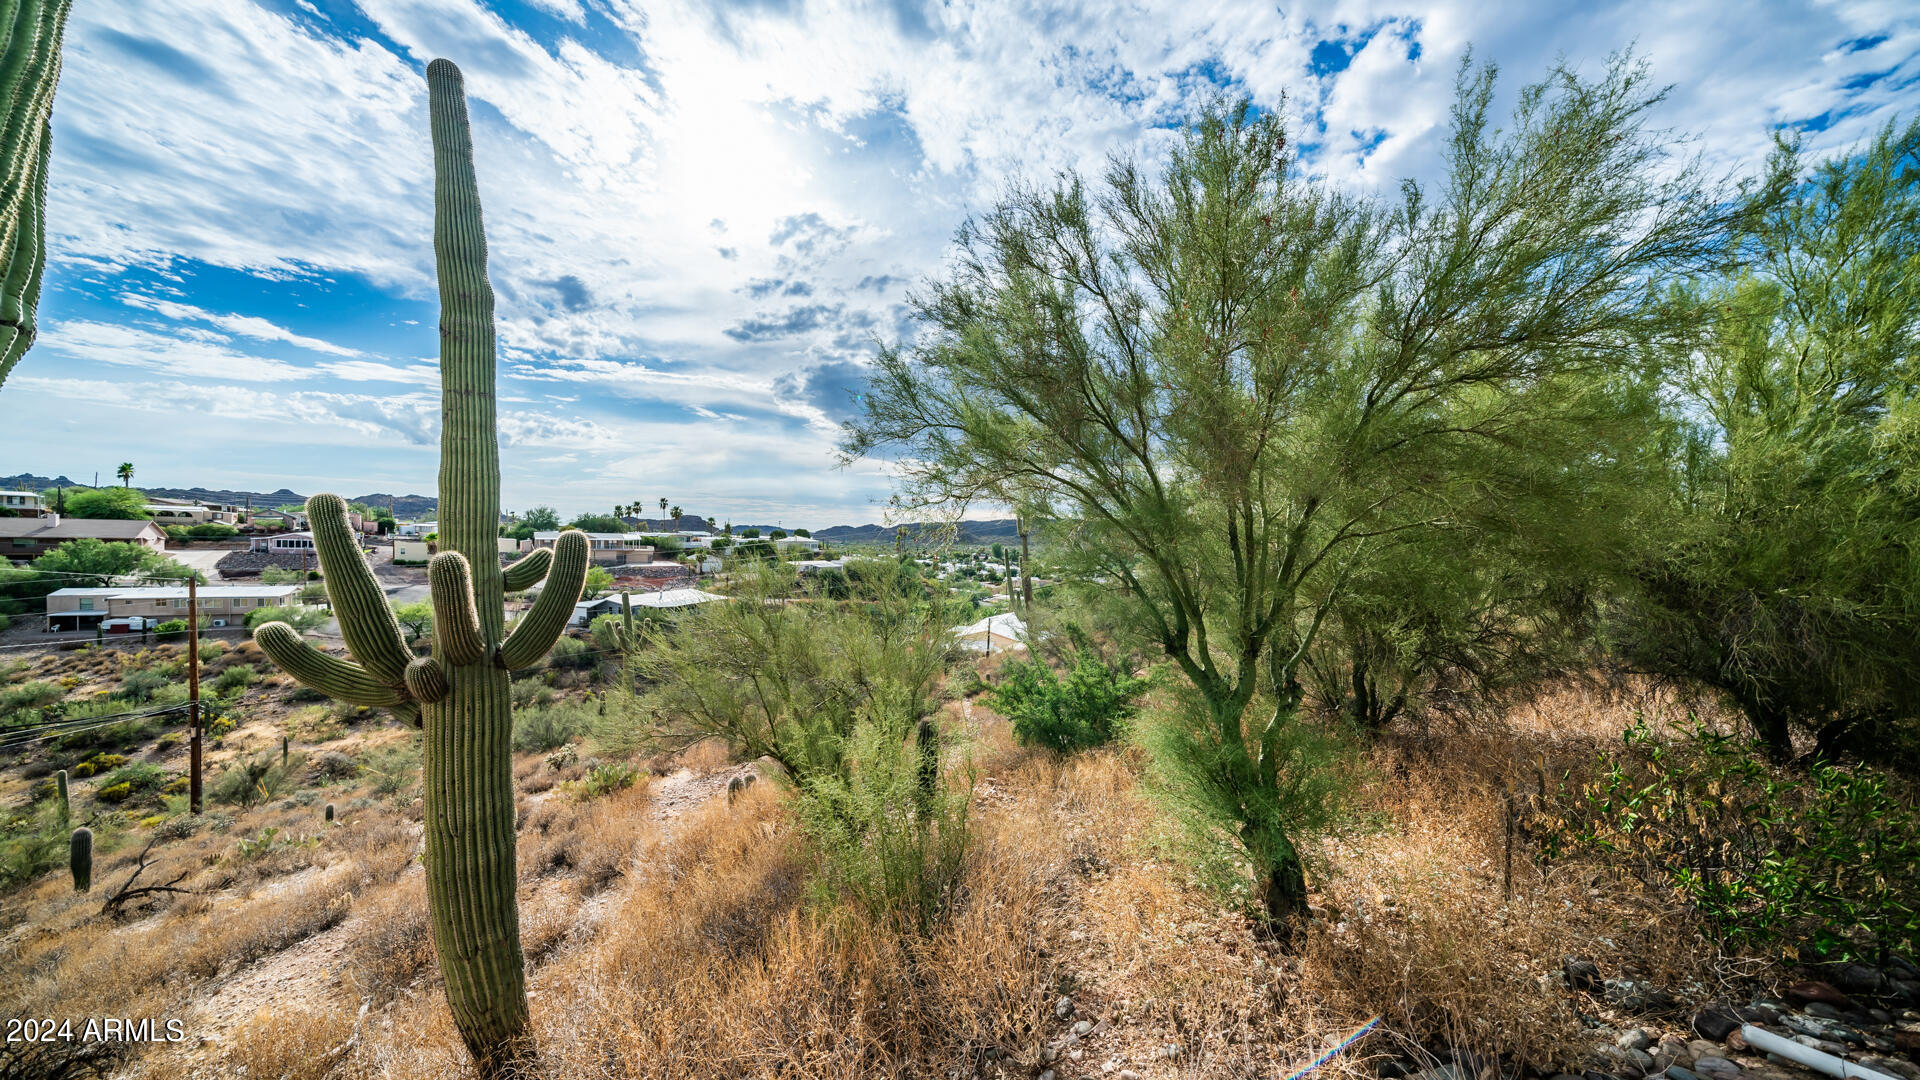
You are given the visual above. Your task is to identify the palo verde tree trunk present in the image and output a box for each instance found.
[253,60,589,1073]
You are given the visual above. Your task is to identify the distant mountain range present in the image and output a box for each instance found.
[0,474,439,518]
[2,473,1025,543]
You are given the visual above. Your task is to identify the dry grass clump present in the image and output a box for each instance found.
[512,785,1057,1079]
[197,1005,362,1080]
[348,875,437,1001]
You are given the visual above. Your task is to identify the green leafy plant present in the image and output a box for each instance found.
[987,626,1148,752]
[1539,721,1920,962]
[511,702,591,753]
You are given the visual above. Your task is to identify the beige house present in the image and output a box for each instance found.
[532,531,654,566]
[43,584,303,631]
[1,515,167,561]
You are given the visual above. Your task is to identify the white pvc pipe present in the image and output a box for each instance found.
[1739,1024,1901,1080]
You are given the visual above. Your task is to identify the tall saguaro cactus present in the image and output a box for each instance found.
[252,59,589,1071]
[0,0,73,389]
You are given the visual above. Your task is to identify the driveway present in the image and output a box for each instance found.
[168,547,235,581]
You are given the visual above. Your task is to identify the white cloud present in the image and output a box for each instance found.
[28,0,1920,524]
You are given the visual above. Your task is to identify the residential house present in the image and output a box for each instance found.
[43,584,303,631]
[565,587,725,628]
[1,515,167,561]
[251,531,318,554]
[146,497,242,525]
[249,508,307,532]
[392,538,430,564]
[772,536,823,555]
[395,521,437,538]
[532,531,654,566]
[0,490,45,517]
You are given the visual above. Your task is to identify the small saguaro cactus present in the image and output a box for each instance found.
[324,802,335,823]
[69,826,90,892]
[281,735,289,766]
[0,0,74,390]
[916,716,941,811]
[55,768,68,824]
[250,59,589,1072]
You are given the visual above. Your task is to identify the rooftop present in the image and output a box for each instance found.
[48,585,302,600]
[0,518,164,540]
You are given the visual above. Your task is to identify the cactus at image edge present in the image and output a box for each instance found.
[69,826,90,893]
[250,59,589,1073]
[0,0,74,389]
[55,767,68,824]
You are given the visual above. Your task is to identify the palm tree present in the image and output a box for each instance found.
[670,504,683,533]
[115,462,134,488]
[658,497,668,526]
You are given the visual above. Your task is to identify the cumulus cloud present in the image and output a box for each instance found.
[16,0,1918,524]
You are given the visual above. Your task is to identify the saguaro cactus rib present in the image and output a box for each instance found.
[499,531,588,670]
[309,493,414,685]
[429,552,487,665]
[0,0,72,389]
[502,547,551,591]
[254,623,408,706]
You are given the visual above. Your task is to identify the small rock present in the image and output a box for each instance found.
[1688,1041,1722,1062]
[1117,1071,1142,1080]
[1039,1072,1056,1080]
[1665,1068,1702,1080]
[1550,1074,1585,1080]
[1605,979,1655,1011]
[1786,982,1853,1010]
[1894,1030,1920,1053]
[1892,980,1920,1005]
[1073,1019,1094,1036]
[1724,1029,1748,1053]
[1864,1057,1920,1080]
[1157,1044,1182,1060]
[1790,1034,1848,1056]
[1693,1056,1741,1080]
[1625,1049,1655,1075]
[1583,1071,1624,1080]
[1070,1048,1084,1061]
[1565,957,1604,992]
[1867,1008,1894,1025]
[1831,964,1887,996]
[1805,1002,1847,1021]
[1783,1015,1833,1039]
[1618,1029,1656,1053]
[1378,1060,1414,1079]
[1055,996,1075,1021]
[1740,1004,1784,1026]
[1039,1046,1056,1064]
[1694,1008,1742,1042]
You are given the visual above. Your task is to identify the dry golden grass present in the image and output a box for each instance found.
[2,675,1762,1080]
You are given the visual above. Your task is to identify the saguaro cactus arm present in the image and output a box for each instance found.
[502,548,551,591]
[499,530,589,670]
[429,552,488,665]
[308,493,414,685]
[254,623,410,706]
[0,0,72,389]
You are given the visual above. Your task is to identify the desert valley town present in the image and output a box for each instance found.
[0,3,1917,1079]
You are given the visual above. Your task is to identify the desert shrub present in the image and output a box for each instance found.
[513,702,592,753]
[797,703,971,936]
[98,762,170,799]
[71,752,127,778]
[510,677,554,709]
[246,604,327,632]
[118,668,174,702]
[153,618,188,640]
[360,740,421,797]
[570,761,639,799]
[545,635,594,671]
[0,679,61,712]
[95,781,134,803]
[212,664,258,696]
[1540,720,1920,961]
[987,627,1148,752]
[211,753,293,809]
[311,751,358,781]
[230,826,318,864]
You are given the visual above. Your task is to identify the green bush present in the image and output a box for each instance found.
[545,635,593,671]
[246,605,326,631]
[154,619,188,641]
[118,669,174,703]
[796,705,970,936]
[210,753,292,809]
[71,752,127,778]
[512,703,592,753]
[1540,721,1920,961]
[98,762,169,798]
[213,664,258,696]
[0,680,61,713]
[572,760,639,799]
[0,825,65,890]
[986,628,1148,752]
[187,522,237,539]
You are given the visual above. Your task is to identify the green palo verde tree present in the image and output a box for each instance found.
[846,57,1735,927]
[1608,117,1920,764]
[251,60,589,1071]
[0,0,72,389]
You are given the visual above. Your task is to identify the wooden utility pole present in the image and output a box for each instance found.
[187,575,202,814]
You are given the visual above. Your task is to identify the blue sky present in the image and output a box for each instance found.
[1,0,1915,528]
